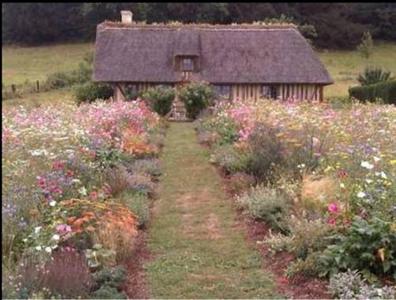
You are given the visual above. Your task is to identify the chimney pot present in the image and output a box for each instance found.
[121,10,133,24]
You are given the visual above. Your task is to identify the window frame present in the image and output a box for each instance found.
[181,57,194,71]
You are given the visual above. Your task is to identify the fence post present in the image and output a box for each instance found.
[11,84,16,94]
[36,80,40,92]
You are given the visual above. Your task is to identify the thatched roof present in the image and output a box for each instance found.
[93,22,333,85]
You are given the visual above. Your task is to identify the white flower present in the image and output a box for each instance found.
[49,201,57,207]
[340,183,345,189]
[361,161,374,170]
[380,172,387,179]
[373,156,381,162]
[45,247,52,253]
[357,191,366,198]
[365,179,373,184]
[34,226,42,234]
[35,246,42,251]
[52,234,60,241]
[78,186,87,196]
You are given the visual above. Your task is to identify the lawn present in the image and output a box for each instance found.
[2,43,93,86]
[318,42,396,98]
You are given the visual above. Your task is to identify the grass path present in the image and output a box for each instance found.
[145,122,278,298]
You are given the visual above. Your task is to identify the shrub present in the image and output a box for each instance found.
[329,269,395,299]
[349,80,396,104]
[357,66,393,86]
[75,82,114,104]
[91,285,127,299]
[92,266,127,289]
[179,81,214,119]
[46,71,77,89]
[141,85,175,116]
[210,144,250,174]
[246,124,284,182]
[320,216,396,279]
[267,218,335,277]
[126,173,156,198]
[130,158,162,179]
[236,185,290,233]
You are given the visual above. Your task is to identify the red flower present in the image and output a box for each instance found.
[337,169,348,179]
[52,160,65,170]
[327,217,337,226]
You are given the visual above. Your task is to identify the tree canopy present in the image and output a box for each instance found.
[2,3,396,49]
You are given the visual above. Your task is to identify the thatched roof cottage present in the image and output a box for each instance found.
[93,11,333,102]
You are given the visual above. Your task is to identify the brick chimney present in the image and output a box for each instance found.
[121,11,133,24]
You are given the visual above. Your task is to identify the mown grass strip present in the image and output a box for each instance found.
[146,122,278,299]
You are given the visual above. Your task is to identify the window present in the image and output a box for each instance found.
[214,85,231,99]
[261,85,278,99]
[182,58,194,71]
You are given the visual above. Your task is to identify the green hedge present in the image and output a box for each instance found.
[349,80,396,104]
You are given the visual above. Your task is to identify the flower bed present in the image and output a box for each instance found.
[2,99,164,298]
[197,99,396,297]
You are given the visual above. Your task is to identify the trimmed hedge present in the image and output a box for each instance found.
[349,80,396,104]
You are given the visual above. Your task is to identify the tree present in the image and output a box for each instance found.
[357,31,374,59]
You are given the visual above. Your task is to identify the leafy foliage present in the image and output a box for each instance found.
[141,85,175,116]
[357,66,393,86]
[236,185,290,233]
[179,81,214,119]
[320,216,396,279]
[75,82,114,104]
[4,3,394,49]
[349,80,396,104]
[329,269,396,299]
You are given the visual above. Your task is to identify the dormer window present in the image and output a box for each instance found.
[182,57,194,71]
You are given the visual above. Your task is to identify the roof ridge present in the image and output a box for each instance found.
[99,21,298,30]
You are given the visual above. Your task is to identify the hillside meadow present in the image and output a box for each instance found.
[2,42,396,106]
[2,43,93,86]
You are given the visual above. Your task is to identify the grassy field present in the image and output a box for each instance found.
[2,88,75,109]
[318,42,396,98]
[2,41,396,103]
[2,43,93,86]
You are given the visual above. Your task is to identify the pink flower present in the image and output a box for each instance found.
[37,176,46,188]
[89,191,98,200]
[56,224,72,235]
[52,160,65,170]
[327,217,336,226]
[328,202,339,214]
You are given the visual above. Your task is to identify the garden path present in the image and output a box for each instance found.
[145,122,278,298]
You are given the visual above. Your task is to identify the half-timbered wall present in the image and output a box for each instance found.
[113,83,324,102]
[229,84,323,101]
